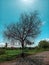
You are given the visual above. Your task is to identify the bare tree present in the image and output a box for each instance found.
[4,12,41,57]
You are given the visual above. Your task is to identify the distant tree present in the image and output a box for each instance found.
[38,40,49,48]
[5,43,8,48]
[4,11,41,57]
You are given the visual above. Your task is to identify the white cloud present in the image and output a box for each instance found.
[45,38,49,41]
[0,43,5,47]
[42,21,46,25]
[37,38,49,43]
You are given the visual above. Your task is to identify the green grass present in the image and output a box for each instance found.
[24,48,44,54]
[6,49,22,55]
[0,48,49,62]
[0,49,22,62]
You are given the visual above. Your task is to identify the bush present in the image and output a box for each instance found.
[0,49,5,55]
[38,40,49,49]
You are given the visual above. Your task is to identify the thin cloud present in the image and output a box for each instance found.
[42,21,46,25]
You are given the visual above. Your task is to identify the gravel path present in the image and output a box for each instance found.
[0,51,49,65]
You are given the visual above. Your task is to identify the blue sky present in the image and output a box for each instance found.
[0,0,49,46]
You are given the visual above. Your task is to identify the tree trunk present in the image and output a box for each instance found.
[21,40,24,57]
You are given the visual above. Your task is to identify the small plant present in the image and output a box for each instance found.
[0,49,5,55]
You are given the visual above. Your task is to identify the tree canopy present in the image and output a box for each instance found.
[38,40,49,48]
[4,12,41,48]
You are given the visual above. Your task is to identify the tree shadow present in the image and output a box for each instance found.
[16,56,44,65]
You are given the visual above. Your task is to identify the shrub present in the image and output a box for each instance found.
[0,49,5,55]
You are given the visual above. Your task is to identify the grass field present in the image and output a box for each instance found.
[0,48,49,62]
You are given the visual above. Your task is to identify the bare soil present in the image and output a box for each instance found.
[35,51,49,65]
[0,51,49,65]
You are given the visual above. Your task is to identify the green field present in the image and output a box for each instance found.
[0,48,49,62]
